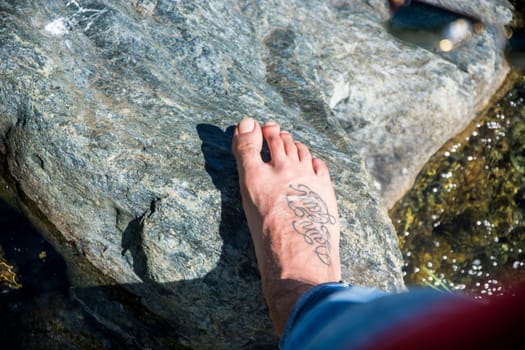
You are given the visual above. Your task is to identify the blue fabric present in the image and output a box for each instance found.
[280,283,463,350]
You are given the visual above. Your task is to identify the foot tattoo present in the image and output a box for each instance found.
[286,184,336,266]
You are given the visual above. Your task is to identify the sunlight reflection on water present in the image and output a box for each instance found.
[390,73,525,297]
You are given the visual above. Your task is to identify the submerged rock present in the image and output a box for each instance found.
[0,0,510,347]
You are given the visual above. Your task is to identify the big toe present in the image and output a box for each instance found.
[232,118,264,169]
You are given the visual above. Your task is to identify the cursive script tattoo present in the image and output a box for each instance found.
[286,184,336,265]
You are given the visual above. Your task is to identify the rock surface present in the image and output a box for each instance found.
[0,0,511,348]
[327,0,512,208]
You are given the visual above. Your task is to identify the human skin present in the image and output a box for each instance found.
[231,118,342,335]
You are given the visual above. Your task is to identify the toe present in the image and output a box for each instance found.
[312,157,329,176]
[232,118,264,169]
[262,121,286,164]
[295,141,312,163]
[280,131,298,160]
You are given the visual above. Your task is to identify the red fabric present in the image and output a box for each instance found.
[367,282,525,349]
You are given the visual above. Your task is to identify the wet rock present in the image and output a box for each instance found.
[0,0,510,348]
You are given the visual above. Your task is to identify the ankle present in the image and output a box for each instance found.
[263,278,316,335]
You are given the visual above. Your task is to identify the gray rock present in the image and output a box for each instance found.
[422,0,513,24]
[315,0,512,208]
[0,0,510,348]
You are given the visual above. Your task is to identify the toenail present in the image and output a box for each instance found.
[238,118,255,134]
[264,120,277,126]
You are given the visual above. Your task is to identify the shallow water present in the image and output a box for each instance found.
[390,72,525,296]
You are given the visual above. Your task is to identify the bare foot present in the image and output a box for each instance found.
[231,118,341,335]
